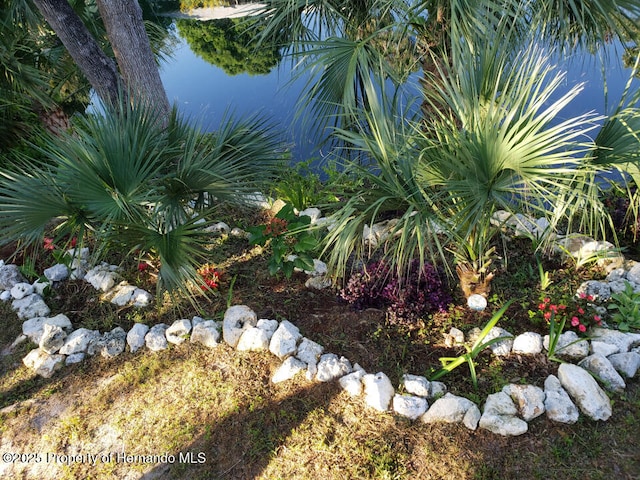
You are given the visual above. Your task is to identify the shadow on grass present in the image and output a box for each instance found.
[140,378,342,480]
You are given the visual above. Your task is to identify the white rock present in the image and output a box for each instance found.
[544,331,589,361]
[208,221,230,235]
[296,337,324,377]
[269,320,302,359]
[10,282,34,300]
[237,327,270,351]
[98,327,127,358]
[467,294,487,311]
[22,348,65,378]
[107,283,137,306]
[590,327,640,353]
[339,370,365,397]
[165,319,192,345]
[0,290,11,301]
[84,265,119,292]
[65,353,85,365]
[230,227,249,238]
[512,332,543,355]
[39,324,67,354]
[485,327,514,356]
[127,323,150,353]
[298,207,322,223]
[256,319,279,338]
[578,353,626,393]
[22,314,72,344]
[316,353,352,382]
[131,288,153,307]
[543,375,579,424]
[0,264,26,290]
[44,263,69,282]
[223,305,258,348]
[607,352,640,378]
[463,405,482,430]
[60,328,100,355]
[271,356,307,383]
[32,279,50,296]
[479,392,528,436]
[12,294,50,319]
[145,324,169,351]
[444,327,465,347]
[402,374,431,397]
[590,340,620,357]
[190,320,221,348]
[305,259,328,277]
[626,262,640,284]
[576,280,611,301]
[421,393,478,426]
[502,384,545,421]
[362,372,395,411]
[393,394,428,420]
[557,363,612,421]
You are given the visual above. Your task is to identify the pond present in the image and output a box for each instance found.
[159,12,640,165]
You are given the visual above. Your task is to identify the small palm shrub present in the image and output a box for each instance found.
[340,259,451,325]
[0,99,282,297]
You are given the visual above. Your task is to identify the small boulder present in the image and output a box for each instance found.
[607,352,640,378]
[39,324,67,354]
[145,324,169,352]
[222,305,257,348]
[557,363,612,421]
[191,320,221,348]
[393,394,428,420]
[271,357,307,383]
[127,323,150,353]
[22,348,65,378]
[165,319,192,345]
[578,353,626,393]
[479,392,528,436]
[269,320,302,359]
[362,372,395,411]
[44,263,69,282]
[316,353,352,382]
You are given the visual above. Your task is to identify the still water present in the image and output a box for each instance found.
[160,20,639,164]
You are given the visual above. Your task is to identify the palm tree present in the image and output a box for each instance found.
[0,99,283,297]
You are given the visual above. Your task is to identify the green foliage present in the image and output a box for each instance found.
[248,203,319,278]
[272,160,339,211]
[176,17,281,75]
[0,99,282,297]
[430,301,513,390]
[608,281,640,331]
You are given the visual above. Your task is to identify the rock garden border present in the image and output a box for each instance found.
[2,209,640,437]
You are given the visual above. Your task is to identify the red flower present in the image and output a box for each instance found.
[198,264,220,291]
[70,237,77,248]
[579,324,587,333]
[571,316,580,327]
[138,262,149,272]
[43,237,56,251]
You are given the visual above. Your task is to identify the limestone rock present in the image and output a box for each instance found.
[607,352,640,378]
[272,356,307,383]
[485,327,514,356]
[296,337,324,379]
[39,324,67,355]
[22,314,72,344]
[444,327,465,347]
[576,280,611,301]
[479,392,528,436]
[99,327,127,358]
[145,324,169,352]
[191,320,221,348]
[316,353,352,382]
[512,332,543,355]
[544,331,589,361]
[106,283,137,306]
[422,393,478,425]
[402,374,447,399]
[65,353,85,365]
[0,264,26,290]
[269,320,302,359]
[10,282,34,300]
[256,319,279,338]
[393,394,428,420]
[339,370,365,397]
[557,363,612,421]
[59,328,100,355]
[131,288,153,307]
[84,264,119,292]
[502,384,545,421]
[44,263,69,282]
[165,319,192,345]
[590,340,620,357]
[305,276,332,290]
[12,294,50,319]
[237,327,270,351]
[22,348,65,378]
[589,327,640,353]
[362,372,394,411]
[127,323,150,353]
[223,305,257,348]
[578,353,626,393]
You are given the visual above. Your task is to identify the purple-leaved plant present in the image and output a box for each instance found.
[340,259,451,324]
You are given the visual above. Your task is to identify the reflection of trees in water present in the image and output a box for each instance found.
[178,0,257,10]
[176,18,281,75]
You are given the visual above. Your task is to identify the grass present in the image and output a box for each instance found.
[0,219,639,479]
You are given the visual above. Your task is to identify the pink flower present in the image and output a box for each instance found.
[571,316,580,327]
[594,315,602,324]
[70,237,77,248]
[543,311,552,321]
[138,262,148,272]
[579,324,587,333]
[43,237,56,251]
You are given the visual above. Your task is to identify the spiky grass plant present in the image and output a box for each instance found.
[0,99,282,298]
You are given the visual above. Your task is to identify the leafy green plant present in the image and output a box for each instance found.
[537,255,553,291]
[430,301,513,390]
[248,203,319,278]
[0,99,281,298]
[607,281,640,331]
[272,159,337,211]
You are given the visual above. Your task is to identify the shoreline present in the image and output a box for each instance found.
[161,4,266,21]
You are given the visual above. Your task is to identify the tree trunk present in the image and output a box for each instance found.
[31,0,123,108]
[95,0,170,119]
